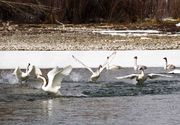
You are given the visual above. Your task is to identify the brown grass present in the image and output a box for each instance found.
[0,0,180,24]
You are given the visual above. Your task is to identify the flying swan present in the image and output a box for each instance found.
[116,67,172,85]
[72,55,104,82]
[106,52,123,70]
[13,63,42,83]
[72,52,116,82]
[163,57,176,71]
[37,65,72,95]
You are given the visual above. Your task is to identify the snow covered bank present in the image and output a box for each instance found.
[93,29,180,37]
[176,23,180,27]
[0,50,180,69]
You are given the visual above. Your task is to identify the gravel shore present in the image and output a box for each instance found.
[0,24,180,50]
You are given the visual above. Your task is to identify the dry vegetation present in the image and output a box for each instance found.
[0,23,179,50]
[0,0,180,24]
[0,0,179,51]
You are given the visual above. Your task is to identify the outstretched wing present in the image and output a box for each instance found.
[13,66,26,77]
[102,51,117,68]
[148,73,172,79]
[35,66,42,76]
[60,65,73,76]
[50,65,72,88]
[72,55,94,74]
[167,64,176,70]
[99,52,117,72]
[168,69,180,74]
[13,66,21,75]
[47,66,60,84]
[28,65,42,77]
[116,74,138,80]
[108,65,123,70]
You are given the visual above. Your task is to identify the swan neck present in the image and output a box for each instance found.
[165,59,168,66]
[38,75,47,88]
[141,70,144,76]
[26,64,30,73]
[106,64,110,70]
[96,68,100,74]
[134,58,137,66]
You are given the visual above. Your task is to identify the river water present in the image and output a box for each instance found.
[1,67,180,125]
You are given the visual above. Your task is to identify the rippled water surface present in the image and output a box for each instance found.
[1,68,180,125]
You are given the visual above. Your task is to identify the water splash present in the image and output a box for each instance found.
[69,72,83,82]
[1,71,18,84]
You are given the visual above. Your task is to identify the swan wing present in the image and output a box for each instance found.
[13,67,22,75]
[49,65,72,88]
[13,67,28,78]
[108,65,123,70]
[167,64,176,70]
[102,51,117,68]
[60,65,73,76]
[72,55,94,74]
[27,65,42,77]
[168,69,180,74]
[47,66,60,81]
[47,66,62,88]
[99,52,117,72]
[148,73,172,79]
[116,74,138,80]
[34,66,43,76]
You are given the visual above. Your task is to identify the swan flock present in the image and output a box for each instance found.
[11,52,177,95]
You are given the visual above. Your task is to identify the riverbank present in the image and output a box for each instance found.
[0,23,180,50]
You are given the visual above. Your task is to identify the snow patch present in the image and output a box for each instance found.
[1,51,180,68]
[93,29,180,37]
[176,23,180,27]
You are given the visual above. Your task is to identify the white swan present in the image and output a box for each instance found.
[116,68,172,85]
[37,65,72,95]
[72,55,110,82]
[29,65,42,77]
[163,57,176,70]
[13,63,42,83]
[106,52,123,70]
[106,65,123,70]
[168,69,180,74]
[134,56,147,72]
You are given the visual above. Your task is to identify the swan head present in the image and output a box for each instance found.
[134,56,137,59]
[28,63,30,67]
[27,63,31,68]
[98,65,103,69]
[139,67,144,71]
[163,57,167,61]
